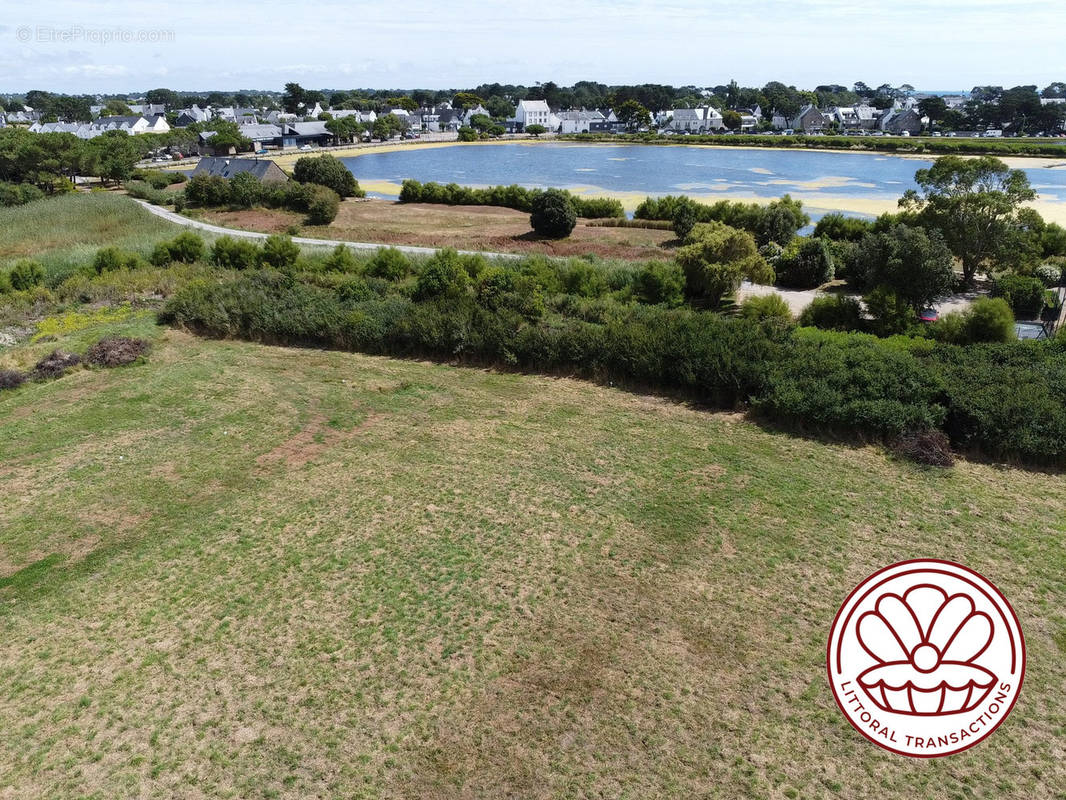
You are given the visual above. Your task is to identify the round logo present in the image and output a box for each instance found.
[826,559,1024,757]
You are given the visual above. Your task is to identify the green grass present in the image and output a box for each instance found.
[1,320,1065,798]
[0,192,182,281]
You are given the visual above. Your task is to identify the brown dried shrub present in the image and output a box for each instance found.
[32,350,82,379]
[892,429,955,468]
[0,369,25,390]
[85,337,150,367]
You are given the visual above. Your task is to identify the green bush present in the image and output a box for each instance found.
[457,127,478,142]
[184,174,231,206]
[323,244,359,273]
[739,293,793,322]
[260,235,301,270]
[530,189,577,239]
[963,297,1016,343]
[677,222,774,307]
[366,247,410,280]
[864,287,917,337]
[0,181,46,207]
[992,274,1047,318]
[632,261,684,306]
[227,172,263,209]
[798,295,863,331]
[813,213,874,242]
[9,259,44,291]
[92,247,141,274]
[151,232,206,266]
[293,154,364,198]
[305,184,340,225]
[211,236,261,270]
[414,249,471,301]
[775,237,834,289]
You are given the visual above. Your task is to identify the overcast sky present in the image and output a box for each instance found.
[1,0,1063,95]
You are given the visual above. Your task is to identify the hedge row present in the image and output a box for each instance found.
[161,269,1066,465]
[398,179,625,219]
[634,194,809,246]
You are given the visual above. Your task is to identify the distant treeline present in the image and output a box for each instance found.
[398,180,625,218]
[563,132,1066,157]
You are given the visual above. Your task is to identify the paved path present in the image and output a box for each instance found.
[133,199,521,260]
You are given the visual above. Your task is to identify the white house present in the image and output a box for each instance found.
[515,99,551,131]
[665,107,724,133]
[557,110,606,134]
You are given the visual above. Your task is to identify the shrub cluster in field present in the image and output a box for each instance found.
[398,179,625,219]
[635,194,809,246]
[155,238,1066,466]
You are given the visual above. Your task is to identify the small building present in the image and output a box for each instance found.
[191,156,289,183]
[880,108,923,135]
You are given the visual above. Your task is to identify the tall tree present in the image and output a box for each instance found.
[901,156,1037,286]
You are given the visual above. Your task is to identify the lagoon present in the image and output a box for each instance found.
[342,142,1066,222]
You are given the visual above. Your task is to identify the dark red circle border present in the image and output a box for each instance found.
[825,558,1026,759]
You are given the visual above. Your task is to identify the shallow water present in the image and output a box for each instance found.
[342,142,1066,222]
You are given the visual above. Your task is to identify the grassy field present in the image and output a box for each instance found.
[189,198,677,261]
[1,314,1065,798]
[0,193,181,278]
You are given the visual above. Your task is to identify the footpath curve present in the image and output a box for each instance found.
[132,199,521,260]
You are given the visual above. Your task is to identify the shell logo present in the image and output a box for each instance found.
[827,560,1024,757]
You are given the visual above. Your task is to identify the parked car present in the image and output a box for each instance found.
[299,144,313,150]
[919,308,940,323]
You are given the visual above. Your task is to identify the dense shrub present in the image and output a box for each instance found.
[124,180,169,205]
[813,213,874,242]
[398,179,623,219]
[632,261,684,306]
[293,154,364,198]
[305,184,341,225]
[635,194,808,246]
[530,189,577,238]
[798,295,863,331]
[323,244,359,273]
[211,236,260,270]
[414,249,471,300]
[678,223,774,307]
[9,259,44,291]
[0,181,46,207]
[864,287,917,337]
[992,273,1047,318]
[961,297,1016,343]
[184,174,231,206]
[775,237,834,289]
[227,171,264,209]
[260,235,301,270]
[92,247,141,274]
[477,268,545,320]
[150,232,205,266]
[457,126,479,142]
[739,293,793,323]
[366,247,410,280]
[755,333,947,436]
